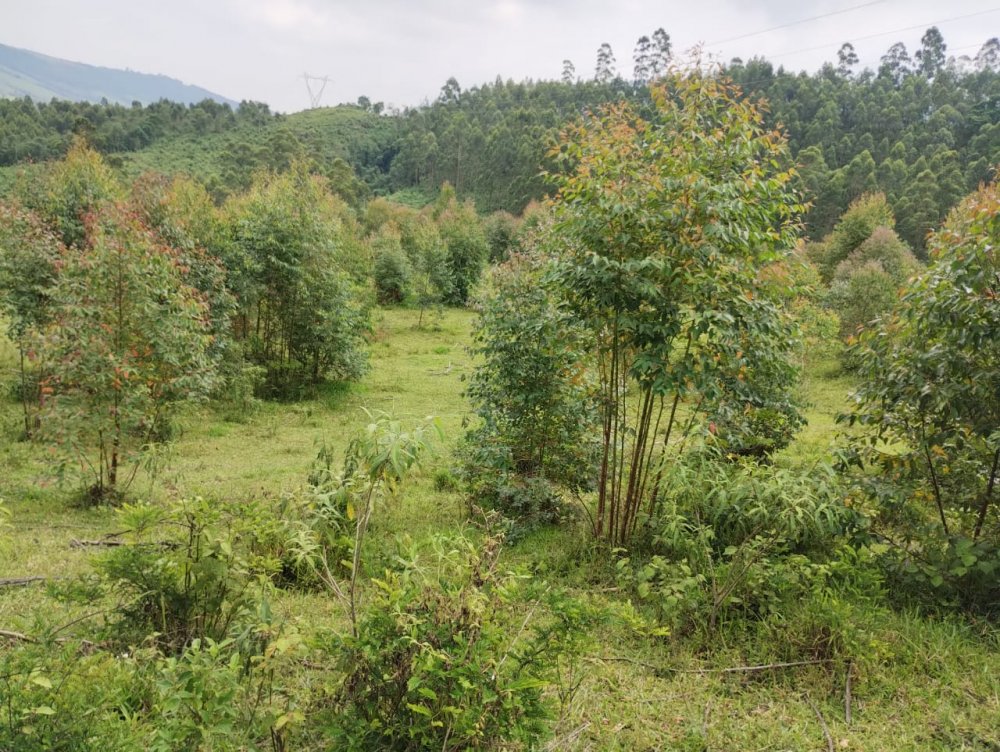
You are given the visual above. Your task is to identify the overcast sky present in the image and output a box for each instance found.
[3,0,998,112]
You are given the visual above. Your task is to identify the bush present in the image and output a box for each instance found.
[371,228,412,304]
[214,361,265,422]
[96,497,271,653]
[460,255,598,528]
[828,260,900,341]
[436,189,488,305]
[484,210,520,263]
[829,226,920,339]
[0,644,146,751]
[843,179,1000,614]
[35,204,219,502]
[621,452,858,634]
[150,638,245,752]
[319,532,588,751]
[810,192,896,282]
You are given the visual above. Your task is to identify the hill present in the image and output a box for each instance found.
[0,42,236,106]
[114,105,399,200]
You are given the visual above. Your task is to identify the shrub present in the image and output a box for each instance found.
[436,188,488,305]
[621,451,857,634]
[484,210,520,263]
[829,226,920,339]
[0,644,146,751]
[829,261,899,341]
[547,72,803,545]
[320,532,588,751]
[371,227,412,304]
[96,497,271,653]
[225,163,371,394]
[811,192,896,282]
[150,638,245,752]
[0,201,61,438]
[460,255,598,528]
[35,204,218,502]
[843,179,1000,614]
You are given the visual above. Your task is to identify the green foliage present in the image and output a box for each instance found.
[370,227,412,304]
[834,225,919,283]
[97,497,272,652]
[35,203,218,500]
[224,163,370,396]
[0,203,60,339]
[809,192,896,282]
[436,188,488,305]
[702,288,804,459]
[829,261,901,341]
[14,136,124,249]
[827,222,921,340]
[621,451,858,635]
[548,71,804,544]
[149,638,246,752]
[483,210,520,263]
[320,531,586,751]
[461,255,598,528]
[130,172,236,354]
[0,645,146,751]
[0,201,62,437]
[844,179,1000,613]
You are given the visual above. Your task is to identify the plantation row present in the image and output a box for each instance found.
[0,71,998,750]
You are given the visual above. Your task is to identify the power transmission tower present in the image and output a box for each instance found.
[302,73,331,108]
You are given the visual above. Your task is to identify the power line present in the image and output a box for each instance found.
[706,0,887,47]
[765,6,1000,62]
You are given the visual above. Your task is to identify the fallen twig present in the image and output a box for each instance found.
[702,700,713,745]
[69,538,177,550]
[592,655,836,675]
[805,694,835,752]
[0,576,47,588]
[69,538,125,548]
[0,629,37,644]
[543,722,591,751]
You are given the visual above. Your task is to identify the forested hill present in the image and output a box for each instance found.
[0,42,236,107]
[1,29,998,250]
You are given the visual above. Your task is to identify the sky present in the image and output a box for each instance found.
[2,0,999,112]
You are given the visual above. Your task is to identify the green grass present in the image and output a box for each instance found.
[2,308,999,750]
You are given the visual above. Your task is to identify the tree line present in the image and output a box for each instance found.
[2,27,997,251]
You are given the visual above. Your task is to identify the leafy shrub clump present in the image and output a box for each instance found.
[459,255,598,530]
[0,644,146,751]
[842,179,1000,615]
[320,531,589,751]
[96,497,272,653]
[621,451,859,635]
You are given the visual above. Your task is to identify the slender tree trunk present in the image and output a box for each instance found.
[973,445,1000,540]
[18,342,31,439]
[921,429,949,537]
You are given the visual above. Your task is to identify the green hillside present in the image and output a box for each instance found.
[114,105,399,198]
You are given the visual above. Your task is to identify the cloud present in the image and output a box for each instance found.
[243,0,331,31]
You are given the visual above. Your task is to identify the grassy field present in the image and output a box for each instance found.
[2,308,999,750]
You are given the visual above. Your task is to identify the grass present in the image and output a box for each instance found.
[2,308,999,750]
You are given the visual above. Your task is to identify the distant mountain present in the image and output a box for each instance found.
[0,42,237,107]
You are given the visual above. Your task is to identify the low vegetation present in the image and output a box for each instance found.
[0,65,998,751]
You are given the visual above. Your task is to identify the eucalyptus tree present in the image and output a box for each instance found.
[0,203,61,436]
[36,205,217,501]
[547,72,804,544]
[845,180,1000,607]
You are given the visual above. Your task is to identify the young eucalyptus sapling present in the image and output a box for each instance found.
[546,70,805,544]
